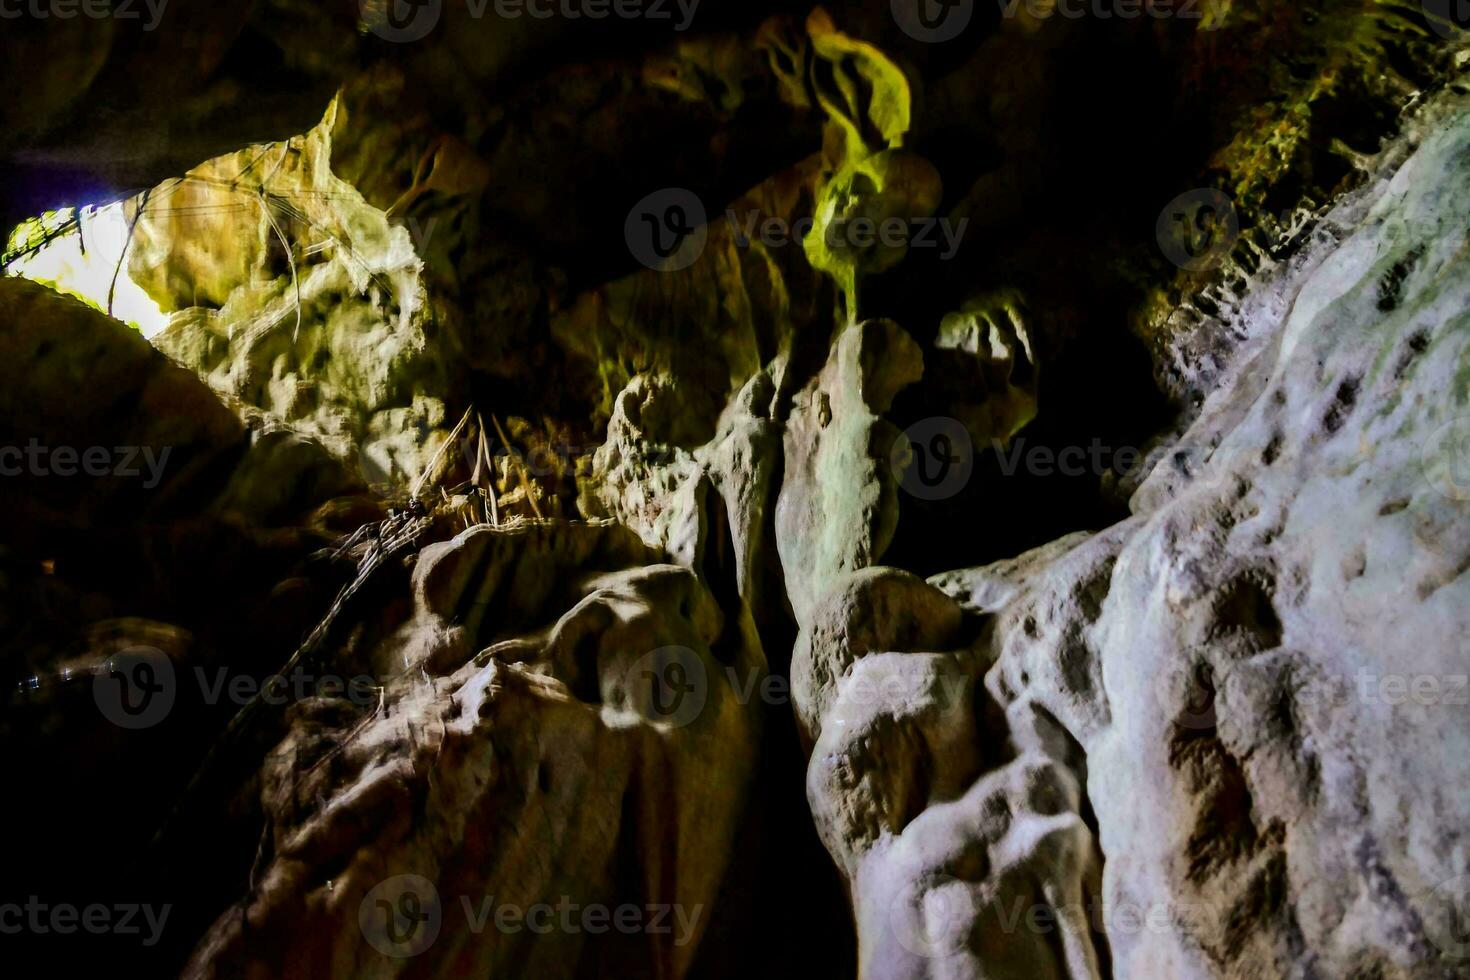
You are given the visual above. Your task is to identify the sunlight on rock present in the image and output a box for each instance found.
[1,5,1467,978]
[4,203,170,337]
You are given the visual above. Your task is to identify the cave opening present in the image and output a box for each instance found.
[1,3,1464,978]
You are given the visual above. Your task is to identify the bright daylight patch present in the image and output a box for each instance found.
[4,203,170,338]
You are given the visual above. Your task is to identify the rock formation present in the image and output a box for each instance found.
[2,3,1468,979]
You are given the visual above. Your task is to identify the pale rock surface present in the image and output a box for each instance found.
[800,90,1470,980]
[790,566,965,744]
[776,318,924,627]
[9,10,1470,980]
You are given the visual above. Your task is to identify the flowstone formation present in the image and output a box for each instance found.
[799,9,941,324]
[803,86,1470,980]
[3,4,1469,980]
[187,523,764,980]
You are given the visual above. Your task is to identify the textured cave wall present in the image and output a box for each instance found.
[806,86,1470,979]
[2,3,1469,980]
[0,0,810,229]
[22,0,1451,516]
[0,273,380,976]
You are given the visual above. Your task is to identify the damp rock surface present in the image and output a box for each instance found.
[2,5,1469,980]
[798,93,1470,980]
